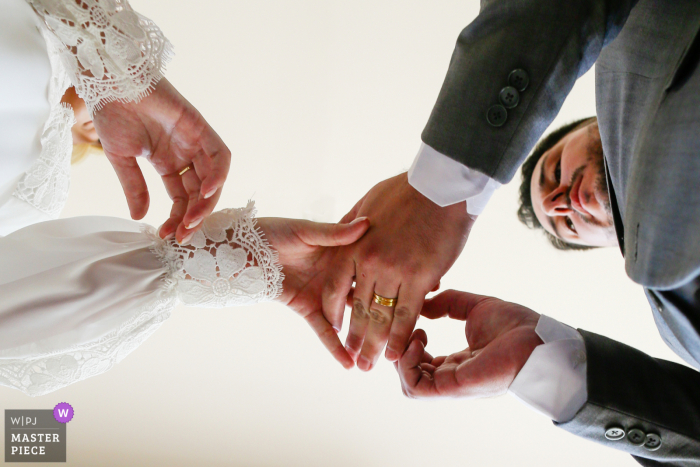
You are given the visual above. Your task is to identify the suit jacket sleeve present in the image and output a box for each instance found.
[422,0,637,183]
[555,330,700,466]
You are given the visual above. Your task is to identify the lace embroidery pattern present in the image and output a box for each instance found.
[12,29,76,218]
[148,202,284,308]
[13,106,75,217]
[27,0,173,114]
[0,295,176,397]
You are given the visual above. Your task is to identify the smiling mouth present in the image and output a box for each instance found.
[569,171,589,216]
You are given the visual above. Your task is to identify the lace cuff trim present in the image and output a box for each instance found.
[28,0,174,114]
[0,295,176,397]
[12,27,76,219]
[146,201,285,308]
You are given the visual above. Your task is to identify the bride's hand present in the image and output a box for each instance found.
[93,78,230,244]
[256,216,370,369]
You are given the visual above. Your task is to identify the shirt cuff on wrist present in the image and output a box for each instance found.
[407,143,501,215]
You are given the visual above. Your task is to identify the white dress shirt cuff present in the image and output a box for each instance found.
[508,315,588,423]
[407,143,501,215]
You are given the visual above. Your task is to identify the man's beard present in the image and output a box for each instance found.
[568,135,613,228]
[594,155,612,217]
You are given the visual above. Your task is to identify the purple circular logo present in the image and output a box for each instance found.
[53,402,74,423]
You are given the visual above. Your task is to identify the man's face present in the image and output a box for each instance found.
[530,121,617,247]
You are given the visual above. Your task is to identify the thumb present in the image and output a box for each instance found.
[295,217,370,247]
[421,289,492,321]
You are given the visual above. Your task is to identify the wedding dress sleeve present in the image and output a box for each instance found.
[0,25,76,237]
[25,0,173,114]
[0,202,283,397]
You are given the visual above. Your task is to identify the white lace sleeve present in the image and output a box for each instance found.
[0,203,282,397]
[26,0,173,114]
[0,27,76,237]
[153,202,284,307]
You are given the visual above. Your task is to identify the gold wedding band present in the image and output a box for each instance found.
[373,293,397,307]
[178,165,193,176]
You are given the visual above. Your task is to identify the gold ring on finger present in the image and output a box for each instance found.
[373,292,397,307]
[178,165,193,176]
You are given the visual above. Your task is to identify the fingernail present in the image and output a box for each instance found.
[186,217,202,230]
[385,348,398,362]
[349,216,368,225]
[203,188,217,199]
[179,232,194,245]
[333,325,341,333]
[163,232,175,240]
[358,355,372,371]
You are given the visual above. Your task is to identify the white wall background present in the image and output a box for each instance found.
[1,1,685,466]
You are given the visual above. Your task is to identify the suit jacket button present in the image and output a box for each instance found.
[644,433,662,451]
[508,68,530,91]
[605,427,625,441]
[627,428,646,445]
[487,105,507,127]
[499,86,520,108]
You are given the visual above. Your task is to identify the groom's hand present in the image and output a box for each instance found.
[93,78,231,244]
[395,290,542,399]
[323,173,475,371]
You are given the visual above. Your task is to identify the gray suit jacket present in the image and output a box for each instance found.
[422,0,700,464]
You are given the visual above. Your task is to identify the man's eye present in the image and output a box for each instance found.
[554,160,561,183]
[565,216,577,234]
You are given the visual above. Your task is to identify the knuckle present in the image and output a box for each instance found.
[402,260,422,277]
[317,325,336,342]
[323,275,342,295]
[393,306,413,321]
[369,307,389,325]
[352,299,369,320]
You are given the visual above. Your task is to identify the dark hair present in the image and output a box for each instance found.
[517,117,597,251]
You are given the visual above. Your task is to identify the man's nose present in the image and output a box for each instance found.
[542,185,571,216]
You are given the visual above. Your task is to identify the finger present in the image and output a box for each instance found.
[357,283,399,371]
[195,134,231,200]
[159,172,190,239]
[292,218,370,247]
[432,356,447,367]
[178,188,222,242]
[397,337,434,397]
[430,281,441,293]
[304,310,355,369]
[176,166,204,242]
[345,288,355,309]
[411,329,428,348]
[105,153,150,220]
[444,348,476,366]
[420,289,493,321]
[321,252,356,333]
[385,286,425,362]
[344,277,374,363]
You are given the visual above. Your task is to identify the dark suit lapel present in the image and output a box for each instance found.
[604,157,625,257]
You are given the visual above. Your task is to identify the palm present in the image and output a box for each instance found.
[397,290,542,399]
